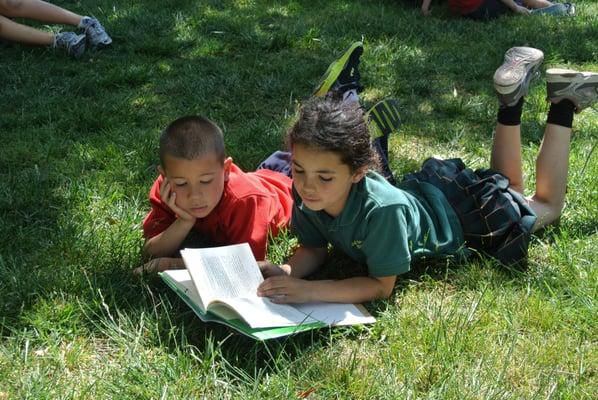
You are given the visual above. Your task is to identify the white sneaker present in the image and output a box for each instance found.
[79,16,112,48]
[54,32,86,58]
[547,68,598,112]
[493,47,544,107]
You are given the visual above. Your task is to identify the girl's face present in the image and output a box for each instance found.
[291,144,365,217]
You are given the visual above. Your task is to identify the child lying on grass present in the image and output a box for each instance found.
[256,44,597,304]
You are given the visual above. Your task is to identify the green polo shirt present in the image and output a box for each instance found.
[291,171,466,276]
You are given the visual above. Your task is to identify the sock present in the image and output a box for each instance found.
[342,89,359,104]
[546,99,575,129]
[497,97,524,126]
[78,16,90,29]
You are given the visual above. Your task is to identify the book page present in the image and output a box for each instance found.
[181,244,264,304]
[295,302,376,326]
[162,269,375,329]
[162,269,320,328]
[217,297,320,328]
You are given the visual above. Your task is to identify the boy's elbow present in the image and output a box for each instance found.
[143,239,159,257]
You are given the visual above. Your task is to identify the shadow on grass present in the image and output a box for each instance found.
[1,0,597,379]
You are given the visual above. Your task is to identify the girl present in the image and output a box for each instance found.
[256,46,597,304]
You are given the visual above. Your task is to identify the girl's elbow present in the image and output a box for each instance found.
[380,286,394,299]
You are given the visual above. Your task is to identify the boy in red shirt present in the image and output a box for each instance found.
[136,116,293,274]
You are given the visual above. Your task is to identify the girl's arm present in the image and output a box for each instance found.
[258,245,397,303]
[259,245,328,279]
[257,275,396,304]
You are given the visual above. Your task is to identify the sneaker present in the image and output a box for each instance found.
[546,68,598,112]
[79,16,112,48]
[366,99,401,140]
[493,46,544,107]
[313,41,363,97]
[529,2,574,16]
[54,32,86,58]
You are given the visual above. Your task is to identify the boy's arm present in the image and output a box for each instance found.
[143,177,196,257]
[143,218,195,257]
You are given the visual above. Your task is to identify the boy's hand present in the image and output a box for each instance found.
[514,5,531,14]
[256,276,313,304]
[257,261,291,278]
[133,257,185,275]
[159,178,195,222]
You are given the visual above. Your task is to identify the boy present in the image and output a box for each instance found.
[137,116,294,273]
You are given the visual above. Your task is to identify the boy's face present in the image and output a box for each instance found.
[159,154,232,219]
[291,144,365,217]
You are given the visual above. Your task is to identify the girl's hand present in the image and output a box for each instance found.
[257,261,290,278]
[159,178,195,223]
[256,276,314,304]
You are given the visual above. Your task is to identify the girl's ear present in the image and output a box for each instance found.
[223,157,233,181]
[351,167,368,183]
[158,165,166,177]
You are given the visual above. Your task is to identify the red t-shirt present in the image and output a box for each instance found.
[143,163,293,260]
[448,0,483,14]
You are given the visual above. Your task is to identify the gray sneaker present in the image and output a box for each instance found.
[493,47,544,107]
[547,68,598,112]
[54,32,86,58]
[79,16,112,48]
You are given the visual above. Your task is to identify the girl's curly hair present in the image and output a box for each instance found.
[286,96,380,173]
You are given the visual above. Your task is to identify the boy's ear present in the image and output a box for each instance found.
[351,167,367,183]
[223,157,233,181]
[157,165,166,177]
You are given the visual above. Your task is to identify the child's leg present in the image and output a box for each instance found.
[256,151,292,177]
[0,0,82,25]
[491,104,525,193]
[0,13,53,44]
[528,118,572,230]
[491,47,544,193]
[522,0,553,9]
[529,68,598,231]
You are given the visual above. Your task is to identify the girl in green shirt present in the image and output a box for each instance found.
[256,45,597,305]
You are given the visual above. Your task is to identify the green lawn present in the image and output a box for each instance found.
[1,0,597,398]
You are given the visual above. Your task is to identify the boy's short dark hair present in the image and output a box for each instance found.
[159,116,225,166]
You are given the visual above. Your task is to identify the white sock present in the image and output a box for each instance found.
[342,89,359,104]
[77,16,90,29]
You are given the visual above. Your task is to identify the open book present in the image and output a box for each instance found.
[159,243,375,340]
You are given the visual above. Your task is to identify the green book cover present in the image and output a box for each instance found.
[159,244,375,341]
[159,271,326,340]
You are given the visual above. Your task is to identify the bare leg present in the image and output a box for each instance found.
[528,124,571,231]
[0,0,82,26]
[523,0,553,9]
[491,123,524,193]
[0,14,53,44]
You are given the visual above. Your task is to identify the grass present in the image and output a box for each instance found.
[1,0,597,398]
